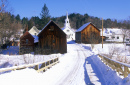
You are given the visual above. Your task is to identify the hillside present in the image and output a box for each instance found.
[51,13,130,29]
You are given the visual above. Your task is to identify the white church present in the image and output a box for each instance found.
[62,12,75,41]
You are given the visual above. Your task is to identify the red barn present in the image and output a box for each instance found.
[20,31,34,54]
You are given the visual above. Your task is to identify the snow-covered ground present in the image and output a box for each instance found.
[92,43,130,63]
[0,42,130,85]
[0,46,60,69]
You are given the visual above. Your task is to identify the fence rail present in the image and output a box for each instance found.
[0,57,59,74]
[98,54,130,78]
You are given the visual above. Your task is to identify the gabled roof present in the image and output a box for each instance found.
[29,26,40,34]
[38,20,66,36]
[76,22,100,32]
[20,31,34,39]
[76,22,91,32]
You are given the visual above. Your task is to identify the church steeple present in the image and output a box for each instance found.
[66,12,68,20]
[64,12,71,28]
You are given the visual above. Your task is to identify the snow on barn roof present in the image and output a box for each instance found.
[76,22,91,32]
[32,35,38,43]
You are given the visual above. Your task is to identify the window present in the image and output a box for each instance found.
[67,35,70,39]
[67,30,69,32]
[49,26,54,31]
[90,26,92,29]
[111,36,115,39]
[26,39,28,44]
[126,39,129,41]
[35,33,37,36]
[117,36,119,39]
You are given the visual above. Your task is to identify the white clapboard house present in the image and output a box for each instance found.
[100,28,124,42]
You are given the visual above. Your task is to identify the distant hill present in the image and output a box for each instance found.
[51,13,130,29]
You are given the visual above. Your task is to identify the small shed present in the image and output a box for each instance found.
[38,20,67,54]
[20,31,34,54]
[76,22,100,44]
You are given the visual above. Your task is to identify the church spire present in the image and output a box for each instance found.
[64,12,71,28]
[66,12,68,19]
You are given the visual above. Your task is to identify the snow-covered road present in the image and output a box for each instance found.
[1,42,130,85]
[39,43,87,85]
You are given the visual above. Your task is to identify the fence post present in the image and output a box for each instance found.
[124,66,128,78]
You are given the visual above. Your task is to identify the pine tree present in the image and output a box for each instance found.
[40,4,50,29]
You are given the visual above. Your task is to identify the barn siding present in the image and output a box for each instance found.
[20,31,34,54]
[38,21,67,54]
[76,32,81,43]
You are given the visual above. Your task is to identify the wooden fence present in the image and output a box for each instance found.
[98,54,130,78]
[0,57,59,74]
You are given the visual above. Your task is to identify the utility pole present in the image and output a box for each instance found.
[102,18,103,48]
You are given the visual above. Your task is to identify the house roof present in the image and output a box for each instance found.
[38,20,66,36]
[20,31,34,39]
[32,35,38,43]
[100,28,124,37]
[29,26,39,34]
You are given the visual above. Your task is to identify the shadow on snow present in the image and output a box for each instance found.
[67,40,76,44]
[84,54,106,85]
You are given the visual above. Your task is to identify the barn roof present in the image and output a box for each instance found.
[32,35,38,43]
[76,22,91,32]
[38,20,66,36]
[20,31,34,39]
[76,22,100,32]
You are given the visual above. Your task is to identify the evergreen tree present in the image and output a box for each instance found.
[15,14,21,23]
[40,4,51,29]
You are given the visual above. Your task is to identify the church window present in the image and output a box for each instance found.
[67,30,69,32]
[117,36,119,39]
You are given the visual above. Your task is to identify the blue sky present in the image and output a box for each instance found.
[8,0,130,20]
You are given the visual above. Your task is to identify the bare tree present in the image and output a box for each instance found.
[0,0,23,46]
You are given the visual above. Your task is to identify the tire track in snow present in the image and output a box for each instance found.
[57,44,87,85]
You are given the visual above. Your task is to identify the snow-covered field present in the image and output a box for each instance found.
[0,42,130,85]
[93,43,130,63]
[0,46,60,69]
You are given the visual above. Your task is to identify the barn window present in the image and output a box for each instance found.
[90,26,92,29]
[26,39,28,44]
[49,26,54,31]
